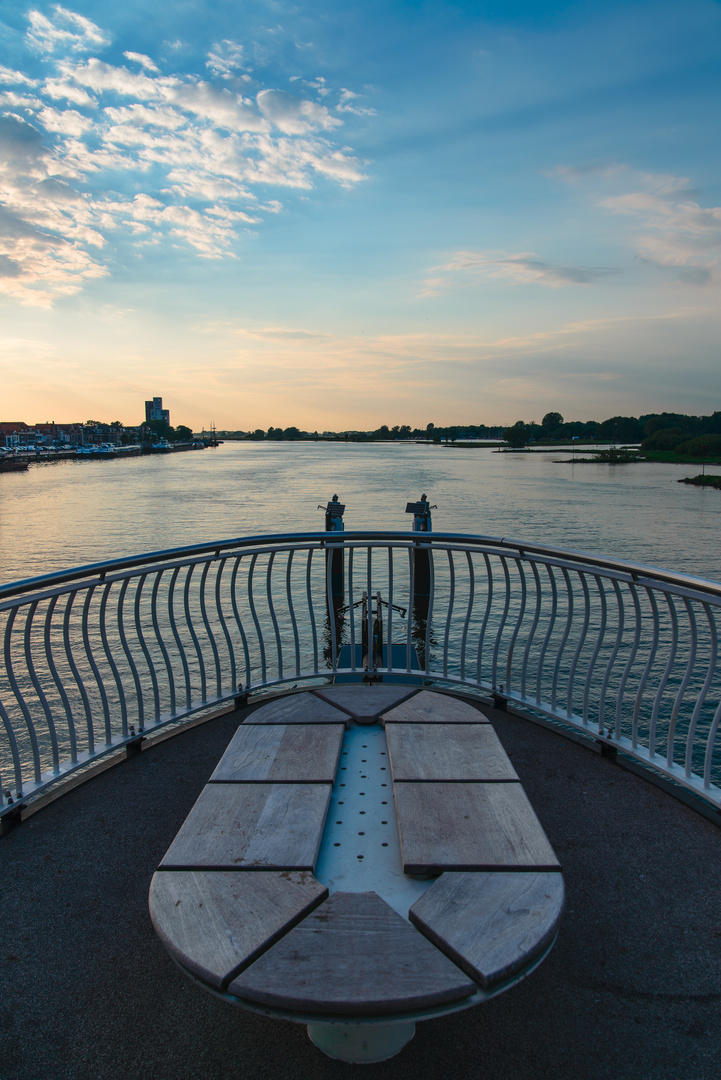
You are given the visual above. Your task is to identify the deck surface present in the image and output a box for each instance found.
[4,687,721,1080]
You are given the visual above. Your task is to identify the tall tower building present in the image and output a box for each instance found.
[145,397,170,424]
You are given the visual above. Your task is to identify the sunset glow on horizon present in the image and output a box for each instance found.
[1,1,720,431]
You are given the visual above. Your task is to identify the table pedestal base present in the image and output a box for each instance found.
[307,1021,416,1063]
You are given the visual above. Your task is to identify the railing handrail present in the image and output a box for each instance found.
[3,530,721,603]
[2,530,720,818]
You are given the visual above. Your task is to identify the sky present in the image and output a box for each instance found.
[1,0,720,432]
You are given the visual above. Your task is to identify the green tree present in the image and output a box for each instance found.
[503,421,530,448]
[541,412,564,435]
[174,424,193,442]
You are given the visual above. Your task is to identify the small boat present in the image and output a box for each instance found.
[0,456,29,472]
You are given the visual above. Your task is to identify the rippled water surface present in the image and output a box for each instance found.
[2,442,720,585]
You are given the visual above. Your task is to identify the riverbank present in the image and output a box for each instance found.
[678,474,721,489]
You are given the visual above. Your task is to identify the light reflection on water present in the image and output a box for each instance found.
[1,441,720,585]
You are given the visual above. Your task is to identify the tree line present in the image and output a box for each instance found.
[219,411,721,451]
[503,411,721,454]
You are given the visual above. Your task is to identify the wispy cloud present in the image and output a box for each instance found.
[421,250,617,295]
[205,41,246,78]
[556,163,721,285]
[25,5,110,55]
[0,8,369,305]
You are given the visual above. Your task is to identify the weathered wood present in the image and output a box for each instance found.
[313,686,418,723]
[210,724,344,783]
[409,871,565,988]
[159,783,332,870]
[149,870,328,989]
[386,723,518,782]
[228,890,476,1015]
[246,693,349,725]
[381,690,489,725]
[394,782,561,872]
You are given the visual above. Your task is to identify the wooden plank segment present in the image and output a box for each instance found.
[159,783,332,870]
[228,890,476,1015]
[246,693,349,725]
[394,782,561,872]
[386,723,518,781]
[149,870,328,989]
[313,685,418,723]
[210,724,344,783]
[409,871,565,988]
[381,690,489,725]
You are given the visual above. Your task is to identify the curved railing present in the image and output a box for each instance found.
[1,531,720,814]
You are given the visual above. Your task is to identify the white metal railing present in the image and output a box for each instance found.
[1,531,720,814]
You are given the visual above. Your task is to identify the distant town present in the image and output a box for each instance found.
[2,403,721,460]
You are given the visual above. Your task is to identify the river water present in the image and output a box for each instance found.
[1,442,720,586]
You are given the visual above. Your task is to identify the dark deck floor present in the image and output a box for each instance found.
[2,692,720,1080]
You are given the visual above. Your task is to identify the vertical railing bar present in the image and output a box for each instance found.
[0,696,24,797]
[285,551,301,678]
[305,549,319,676]
[614,583,642,740]
[183,564,207,704]
[634,587,660,752]
[406,549,415,674]
[386,547,394,673]
[582,575,607,727]
[167,567,191,710]
[117,578,144,728]
[650,593,678,760]
[491,557,511,691]
[597,580,624,736]
[684,603,715,778]
[367,546,374,673]
[566,571,590,720]
[229,557,251,692]
[265,553,283,683]
[460,551,475,683]
[150,571,176,718]
[424,545,435,676]
[504,559,527,695]
[521,561,543,701]
[135,574,161,724]
[442,549,456,679]
[534,564,558,707]
[247,554,267,686]
[214,558,236,701]
[475,553,493,684]
[24,600,60,772]
[703,698,721,790]
[4,606,42,781]
[63,591,95,750]
[348,546,357,672]
[81,586,112,745]
[667,598,697,769]
[99,581,128,737]
[550,568,574,713]
[327,549,338,673]
[43,594,77,762]
[198,561,222,697]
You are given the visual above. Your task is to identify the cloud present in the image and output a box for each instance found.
[257,89,340,133]
[557,164,721,285]
[422,250,617,294]
[123,52,159,74]
[26,5,109,55]
[337,88,376,116]
[0,9,369,304]
[206,41,245,78]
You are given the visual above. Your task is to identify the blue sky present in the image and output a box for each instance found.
[1,1,720,430]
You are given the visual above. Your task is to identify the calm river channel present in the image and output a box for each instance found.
[1,441,720,585]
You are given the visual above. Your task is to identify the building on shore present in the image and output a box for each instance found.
[145,397,170,425]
